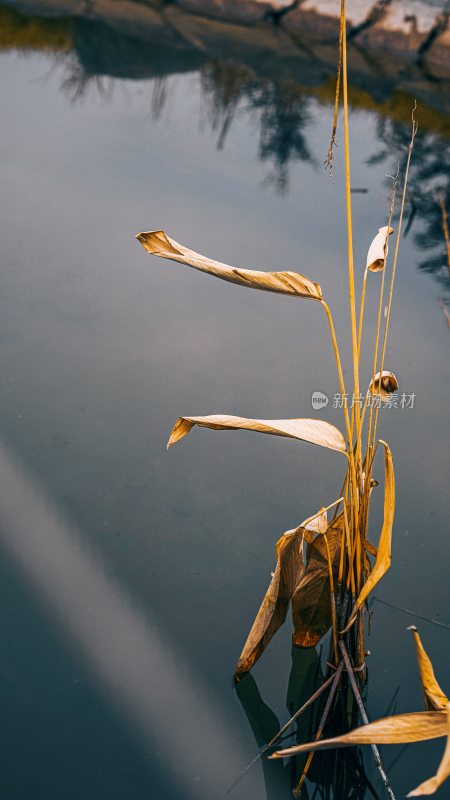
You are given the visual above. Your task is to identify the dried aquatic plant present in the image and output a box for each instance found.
[273,628,450,797]
[135,1,421,796]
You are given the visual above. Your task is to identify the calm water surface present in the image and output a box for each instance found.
[0,11,450,800]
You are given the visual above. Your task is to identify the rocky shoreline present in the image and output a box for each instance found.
[2,0,450,122]
[3,0,450,73]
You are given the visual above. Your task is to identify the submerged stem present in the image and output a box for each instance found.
[339,641,396,800]
[293,662,344,797]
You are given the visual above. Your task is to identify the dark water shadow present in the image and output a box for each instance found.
[235,647,382,800]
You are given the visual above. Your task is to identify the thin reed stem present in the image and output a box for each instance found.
[357,268,368,361]
[341,0,361,472]
[372,108,418,448]
[321,300,359,522]
[365,173,399,471]
[339,641,396,800]
[293,663,344,797]
[323,533,339,662]
[325,3,344,174]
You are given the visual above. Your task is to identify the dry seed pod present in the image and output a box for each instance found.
[366,226,394,272]
[369,370,399,401]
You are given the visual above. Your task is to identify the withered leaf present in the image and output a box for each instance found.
[366,226,394,272]
[271,711,448,758]
[408,626,448,712]
[343,440,394,631]
[167,415,347,454]
[369,371,399,401]
[408,705,450,796]
[291,515,343,648]
[304,509,328,535]
[136,230,323,300]
[235,527,305,677]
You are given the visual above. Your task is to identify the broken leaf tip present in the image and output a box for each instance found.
[136,229,179,256]
[167,417,194,449]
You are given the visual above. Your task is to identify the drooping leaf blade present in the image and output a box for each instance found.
[167,416,347,454]
[136,230,323,300]
[271,711,448,758]
[408,627,448,711]
[235,527,305,677]
[343,440,394,631]
[291,516,343,648]
[408,705,450,796]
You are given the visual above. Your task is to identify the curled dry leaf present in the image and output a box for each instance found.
[408,626,448,711]
[271,710,448,759]
[235,526,305,677]
[136,230,323,300]
[366,226,394,272]
[167,415,347,454]
[368,371,399,401]
[304,509,328,536]
[408,705,450,796]
[291,515,343,648]
[342,440,394,632]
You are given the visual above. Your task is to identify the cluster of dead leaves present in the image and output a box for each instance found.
[235,511,344,676]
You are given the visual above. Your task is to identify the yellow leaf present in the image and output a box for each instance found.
[408,626,448,711]
[366,226,394,272]
[167,415,347,454]
[235,527,305,677]
[408,705,450,796]
[271,711,448,759]
[342,440,394,631]
[136,230,323,300]
[291,516,342,648]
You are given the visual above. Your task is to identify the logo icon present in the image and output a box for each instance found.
[312,391,329,410]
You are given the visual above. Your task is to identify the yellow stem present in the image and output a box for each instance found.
[341,0,361,471]
[372,109,417,448]
[357,268,368,362]
[321,301,359,520]
[323,533,339,663]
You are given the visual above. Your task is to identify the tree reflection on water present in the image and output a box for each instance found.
[368,115,450,297]
[201,62,316,192]
[3,1,448,299]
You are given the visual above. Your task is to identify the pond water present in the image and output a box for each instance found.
[0,5,450,799]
